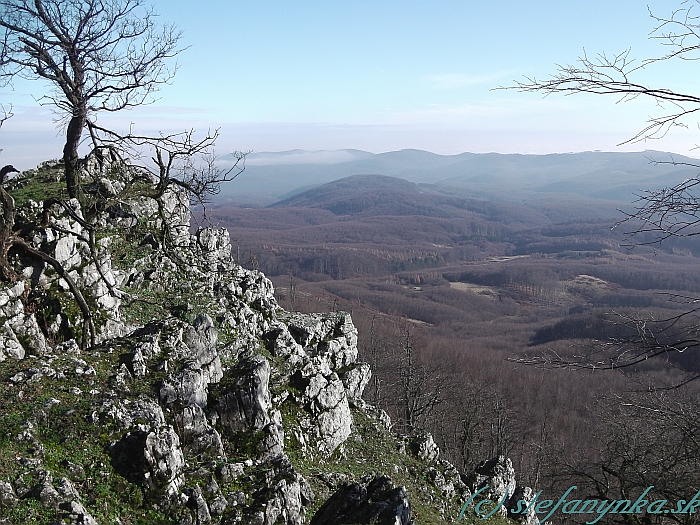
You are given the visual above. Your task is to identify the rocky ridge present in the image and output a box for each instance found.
[0,161,535,524]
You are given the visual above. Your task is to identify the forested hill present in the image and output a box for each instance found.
[269,174,549,226]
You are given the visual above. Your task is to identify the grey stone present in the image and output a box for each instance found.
[259,409,285,459]
[38,480,62,508]
[341,363,371,400]
[101,397,166,431]
[176,405,225,460]
[131,348,147,377]
[311,475,411,525]
[110,426,185,499]
[184,485,211,523]
[214,354,271,435]
[61,461,86,482]
[408,433,440,463]
[56,477,80,502]
[10,314,47,355]
[144,426,186,497]
[263,324,303,358]
[289,365,353,456]
[59,499,99,525]
[253,479,305,525]
[208,494,228,517]
[466,456,517,519]
[0,481,17,508]
[0,322,24,361]
[508,486,540,525]
[218,463,245,483]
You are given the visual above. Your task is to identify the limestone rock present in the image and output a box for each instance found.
[291,366,352,456]
[466,456,517,518]
[0,481,17,508]
[110,426,185,498]
[184,485,211,524]
[340,363,371,401]
[195,228,232,271]
[408,433,440,463]
[218,463,245,484]
[264,323,304,358]
[9,314,47,356]
[250,478,305,525]
[60,499,99,525]
[310,475,412,525]
[158,315,223,409]
[259,409,285,459]
[175,404,225,460]
[101,397,166,431]
[285,312,358,370]
[507,486,540,525]
[0,322,24,361]
[214,354,271,435]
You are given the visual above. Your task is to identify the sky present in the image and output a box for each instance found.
[1,0,699,169]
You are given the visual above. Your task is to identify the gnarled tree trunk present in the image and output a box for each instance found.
[0,165,19,281]
[63,108,87,206]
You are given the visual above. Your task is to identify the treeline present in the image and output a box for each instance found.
[443,255,700,294]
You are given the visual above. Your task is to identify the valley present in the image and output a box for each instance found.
[205,149,700,488]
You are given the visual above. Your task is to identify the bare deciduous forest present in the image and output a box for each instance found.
[202,169,700,515]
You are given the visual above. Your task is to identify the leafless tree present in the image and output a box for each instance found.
[0,0,182,205]
[0,2,247,350]
[288,271,298,312]
[507,1,700,146]
[395,323,443,433]
[548,392,700,525]
[509,2,700,384]
[510,0,700,248]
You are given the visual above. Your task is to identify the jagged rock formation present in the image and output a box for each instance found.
[310,475,411,525]
[0,161,536,524]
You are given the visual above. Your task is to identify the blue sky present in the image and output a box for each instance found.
[1,0,698,168]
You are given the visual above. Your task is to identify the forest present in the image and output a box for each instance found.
[208,165,700,520]
[2,0,699,522]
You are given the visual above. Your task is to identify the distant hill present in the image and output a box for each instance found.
[219,149,700,205]
[269,174,550,227]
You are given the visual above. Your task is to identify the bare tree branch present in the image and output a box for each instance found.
[0,0,184,204]
[501,1,700,146]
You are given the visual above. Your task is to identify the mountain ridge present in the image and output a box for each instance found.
[220,149,700,206]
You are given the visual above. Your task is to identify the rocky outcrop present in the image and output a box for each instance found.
[310,475,412,525]
[110,426,185,499]
[214,354,272,434]
[464,455,517,518]
[0,160,541,525]
[404,432,440,463]
[508,486,540,525]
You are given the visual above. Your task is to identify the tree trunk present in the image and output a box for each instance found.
[63,110,86,205]
[0,184,17,281]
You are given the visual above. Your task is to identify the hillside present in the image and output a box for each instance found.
[0,159,538,525]
[207,155,700,507]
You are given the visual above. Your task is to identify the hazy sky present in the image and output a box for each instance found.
[1,0,699,168]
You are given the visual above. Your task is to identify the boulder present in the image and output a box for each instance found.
[466,456,517,518]
[408,433,440,463]
[110,426,185,499]
[340,363,371,401]
[311,475,412,525]
[507,486,540,525]
[176,404,225,460]
[214,354,271,434]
